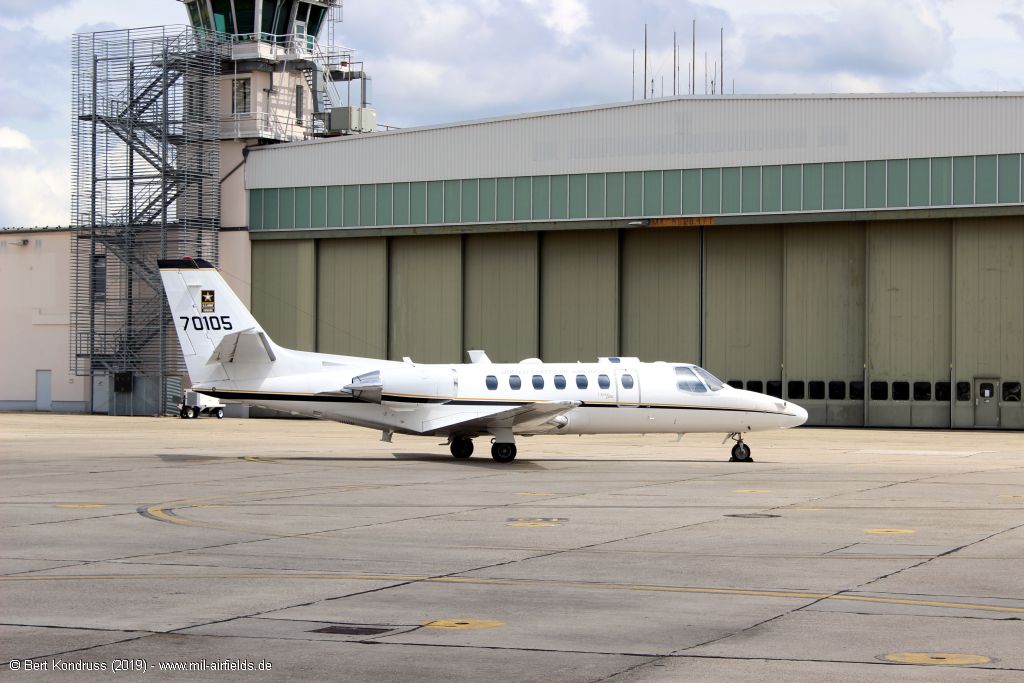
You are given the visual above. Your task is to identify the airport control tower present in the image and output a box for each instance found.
[70,1,375,416]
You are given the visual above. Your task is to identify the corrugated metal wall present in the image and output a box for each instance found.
[317,237,387,358]
[540,230,618,362]
[704,226,783,384]
[867,220,952,427]
[250,214,1024,428]
[388,235,462,362]
[464,233,538,362]
[784,222,865,426]
[621,229,700,362]
[250,239,315,351]
[247,95,1024,188]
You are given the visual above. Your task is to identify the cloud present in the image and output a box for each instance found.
[1001,11,1024,40]
[0,161,68,226]
[0,0,74,19]
[0,127,31,149]
[521,0,590,40]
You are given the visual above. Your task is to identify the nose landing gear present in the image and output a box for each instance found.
[726,433,753,462]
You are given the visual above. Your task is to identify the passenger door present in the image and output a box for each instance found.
[615,369,640,407]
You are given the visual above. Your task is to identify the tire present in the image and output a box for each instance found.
[450,437,474,459]
[730,442,752,462]
[215,408,224,419]
[491,442,517,463]
[187,406,198,419]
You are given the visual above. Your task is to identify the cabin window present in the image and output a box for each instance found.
[694,366,724,391]
[621,374,634,389]
[870,381,888,401]
[809,381,825,400]
[509,375,522,390]
[766,380,782,398]
[598,374,611,390]
[485,375,498,390]
[935,381,951,401]
[675,367,706,393]
[746,380,763,393]
[532,375,544,390]
[892,381,910,401]
[828,381,846,400]
[554,374,566,389]
[850,381,864,400]
[576,374,589,389]
[787,381,805,400]
[1004,381,1021,402]
[913,381,932,401]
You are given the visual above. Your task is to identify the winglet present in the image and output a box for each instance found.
[467,350,492,364]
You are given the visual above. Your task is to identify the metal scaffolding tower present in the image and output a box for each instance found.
[71,26,224,416]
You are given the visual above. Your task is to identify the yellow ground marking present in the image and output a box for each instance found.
[999,495,1024,500]
[509,521,559,527]
[3,572,1023,615]
[243,456,278,464]
[423,619,505,630]
[883,652,991,666]
[733,489,770,493]
[793,506,822,510]
[55,504,107,509]
[192,504,230,508]
[514,492,555,497]
[865,528,916,534]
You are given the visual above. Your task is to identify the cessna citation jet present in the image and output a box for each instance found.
[159,258,807,463]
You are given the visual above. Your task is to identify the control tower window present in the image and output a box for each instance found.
[212,0,235,34]
[232,78,251,114]
[261,0,275,38]
[235,1,256,36]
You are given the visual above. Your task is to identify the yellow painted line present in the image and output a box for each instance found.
[793,506,822,510]
[55,504,107,509]
[423,619,504,630]
[243,456,278,464]
[733,489,770,493]
[883,652,991,666]
[514,492,555,497]
[999,495,1024,500]
[508,521,559,527]
[144,505,195,526]
[865,528,915,535]
[2,572,1022,615]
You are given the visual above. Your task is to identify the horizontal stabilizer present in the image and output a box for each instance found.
[211,328,277,364]
[467,350,492,364]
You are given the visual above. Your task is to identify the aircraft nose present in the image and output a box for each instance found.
[788,403,808,427]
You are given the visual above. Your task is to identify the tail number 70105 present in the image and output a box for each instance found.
[180,315,233,331]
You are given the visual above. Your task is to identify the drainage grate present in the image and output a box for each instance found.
[310,625,394,636]
[724,513,780,518]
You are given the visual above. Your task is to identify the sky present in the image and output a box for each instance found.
[0,0,1022,227]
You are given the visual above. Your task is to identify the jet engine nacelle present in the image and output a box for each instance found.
[345,366,457,404]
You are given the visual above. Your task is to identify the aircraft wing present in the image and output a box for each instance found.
[421,400,580,436]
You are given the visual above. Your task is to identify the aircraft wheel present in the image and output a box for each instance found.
[730,442,752,462]
[215,408,224,419]
[491,442,517,463]
[450,437,474,459]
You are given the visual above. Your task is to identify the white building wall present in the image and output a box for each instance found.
[246,93,1024,188]
[0,230,88,411]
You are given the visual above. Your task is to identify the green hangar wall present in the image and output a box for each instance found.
[244,94,1024,430]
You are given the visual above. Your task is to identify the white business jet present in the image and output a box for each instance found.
[159,258,807,463]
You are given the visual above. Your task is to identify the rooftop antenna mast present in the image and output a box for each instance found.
[691,19,696,95]
[720,27,724,97]
[672,30,677,96]
[643,24,648,100]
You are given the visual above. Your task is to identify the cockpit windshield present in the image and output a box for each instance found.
[693,366,725,391]
[675,366,707,393]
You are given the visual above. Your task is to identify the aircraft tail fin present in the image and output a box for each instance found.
[158,257,273,385]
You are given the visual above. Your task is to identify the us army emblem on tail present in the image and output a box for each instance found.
[201,290,215,313]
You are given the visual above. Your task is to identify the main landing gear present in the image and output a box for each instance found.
[448,437,518,463]
[727,433,753,462]
[450,437,474,459]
